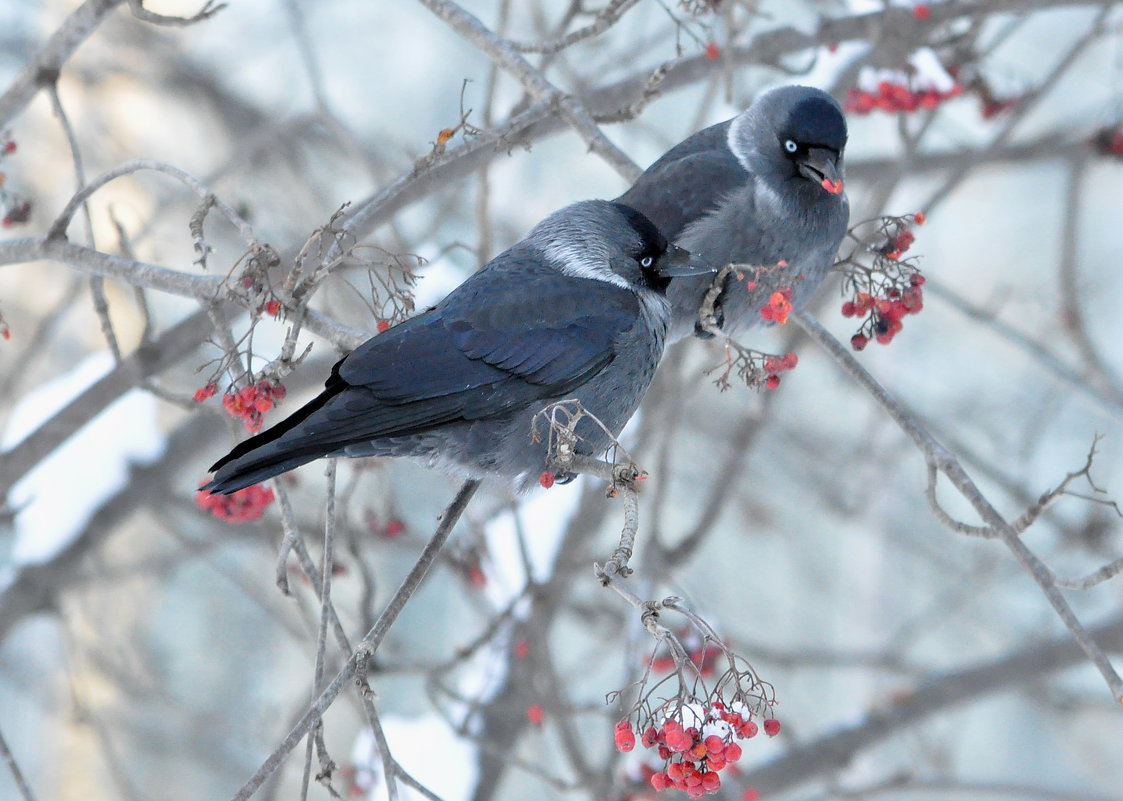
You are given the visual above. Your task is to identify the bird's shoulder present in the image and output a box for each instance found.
[640,119,736,171]
[616,120,747,240]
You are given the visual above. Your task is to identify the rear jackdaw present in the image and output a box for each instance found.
[616,85,849,342]
[202,200,711,494]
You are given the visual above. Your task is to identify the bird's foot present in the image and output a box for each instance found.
[694,303,725,339]
[695,264,733,339]
[594,552,634,585]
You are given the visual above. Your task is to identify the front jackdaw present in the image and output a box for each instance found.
[616,85,849,342]
[202,200,711,494]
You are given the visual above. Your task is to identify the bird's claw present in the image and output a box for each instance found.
[594,558,634,585]
[694,303,725,338]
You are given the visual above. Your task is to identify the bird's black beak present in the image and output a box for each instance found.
[797,147,844,195]
[654,244,715,278]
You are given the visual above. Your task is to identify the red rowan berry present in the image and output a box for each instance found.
[614,721,636,752]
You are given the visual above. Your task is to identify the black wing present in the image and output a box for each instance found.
[337,257,639,411]
[204,255,640,492]
[615,119,745,240]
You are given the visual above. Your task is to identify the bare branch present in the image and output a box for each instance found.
[508,0,644,54]
[416,0,642,182]
[0,724,38,801]
[0,0,123,128]
[230,478,481,801]
[47,158,256,245]
[794,309,1123,704]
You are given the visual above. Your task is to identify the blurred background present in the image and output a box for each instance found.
[1,1,1122,800]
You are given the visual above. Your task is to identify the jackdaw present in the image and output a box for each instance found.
[616,85,849,342]
[202,200,712,494]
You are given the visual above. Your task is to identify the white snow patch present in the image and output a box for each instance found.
[483,480,583,603]
[2,351,165,564]
[799,41,872,91]
[908,47,957,93]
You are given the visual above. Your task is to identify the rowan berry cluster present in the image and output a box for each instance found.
[0,135,31,228]
[843,273,925,349]
[193,378,287,432]
[195,483,275,522]
[615,703,781,797]
[845,81,963,114]
[611,619,778,798]
[758,287,793,325]
[222,380,287,432]
[844,50,963,116]
[706,341,798,392]
[844,51,1024,121]
[838,213,926,349]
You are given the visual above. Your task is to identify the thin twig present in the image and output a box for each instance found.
[0,0,123,128]
[300,461,338,801]
[508,0,643,53]
[0,725,37,801]
[47,158,256,244]
[231,478,481,801]
[415,0,642,181]
[793,309,1123,704]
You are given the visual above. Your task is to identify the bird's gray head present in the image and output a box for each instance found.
[531,200,712,292]
[728,85,848,197]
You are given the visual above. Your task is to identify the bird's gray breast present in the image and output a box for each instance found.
[667,178,847,340]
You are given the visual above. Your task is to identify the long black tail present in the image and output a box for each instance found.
[202,385,339,494]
